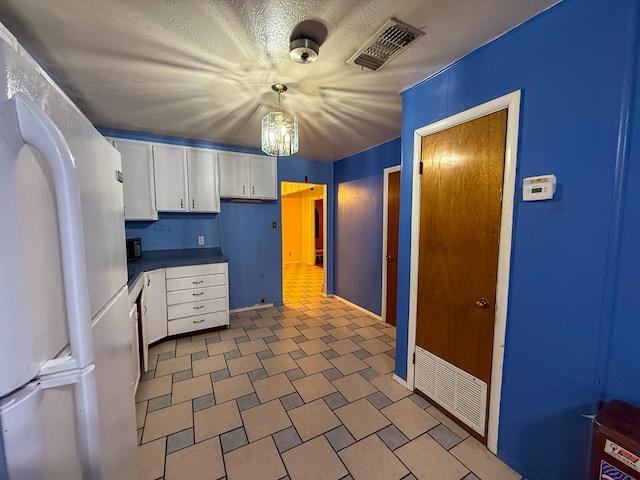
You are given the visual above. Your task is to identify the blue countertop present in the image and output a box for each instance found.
[127,247,228,288]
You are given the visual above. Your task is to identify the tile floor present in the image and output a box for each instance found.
[136,262,523,480]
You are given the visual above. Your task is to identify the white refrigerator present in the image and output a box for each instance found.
[0,25,138,479]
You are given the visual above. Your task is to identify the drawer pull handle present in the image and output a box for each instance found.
[193,305,205,310]
[192,292,204,296]
[192,280,204,285]
[193,319,205,324]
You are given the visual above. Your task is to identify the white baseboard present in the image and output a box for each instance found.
[332,295,382,321]
[230,303,274,313]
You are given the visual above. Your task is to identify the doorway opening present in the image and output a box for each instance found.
[281,181,327,305]
[407,91,521,453]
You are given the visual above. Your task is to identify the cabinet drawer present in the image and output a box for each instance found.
[166,285,227,306]
[166,263,227,279]
[167,311,229,336]
[167,298,227,320]
[166,274,226,292]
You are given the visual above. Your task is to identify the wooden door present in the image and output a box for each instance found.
[385,171,400,326]
[415,109,507,440]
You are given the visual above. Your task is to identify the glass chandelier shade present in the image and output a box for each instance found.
[262,83,299,156]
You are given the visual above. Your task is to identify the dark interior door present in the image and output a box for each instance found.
[385,170,400,326]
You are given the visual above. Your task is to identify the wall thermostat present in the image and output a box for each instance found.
[523,174,556,201]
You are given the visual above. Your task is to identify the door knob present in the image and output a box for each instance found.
[475,298,490,309]
[386,255,393,262]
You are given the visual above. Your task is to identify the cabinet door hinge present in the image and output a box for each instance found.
[419,161,423,175]
[412,352,416,364]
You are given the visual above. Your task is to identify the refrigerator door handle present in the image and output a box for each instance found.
[11,93,94,372]
[40,365,102,479]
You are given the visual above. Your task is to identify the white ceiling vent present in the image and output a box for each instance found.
[347,17,425,71]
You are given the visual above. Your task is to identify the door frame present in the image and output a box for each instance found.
[307,185,328,281]
[406,90,521,453]
[280,182,328,297]
[302,194,316,266]
[382,165,401,323]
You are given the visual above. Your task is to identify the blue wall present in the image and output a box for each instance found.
[126,213,220,250]
[603,0,640,403]
[395,1,640,479]
[217,199,281,309]
[102,129,333,310]
[333,139,401,314]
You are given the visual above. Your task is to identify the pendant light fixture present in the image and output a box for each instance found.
[261,83,298,156]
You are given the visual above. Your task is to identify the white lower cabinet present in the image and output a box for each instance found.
[165,263,229,336]
[167,311,229,336]
[140,269,167,371]
[137,263,228,371]
[143,269,168,344]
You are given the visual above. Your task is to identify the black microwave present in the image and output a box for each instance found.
[126,238,142,262]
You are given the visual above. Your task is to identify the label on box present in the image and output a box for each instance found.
[605,439,640,473]
[601,460,634,480]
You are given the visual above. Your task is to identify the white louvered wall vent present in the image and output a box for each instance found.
[347,18,425,71]
[414,346,487,435]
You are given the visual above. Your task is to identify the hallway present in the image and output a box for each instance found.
[283,262,324,305]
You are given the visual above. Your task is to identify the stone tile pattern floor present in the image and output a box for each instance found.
[136,263,523,480]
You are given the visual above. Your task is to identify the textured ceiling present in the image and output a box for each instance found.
[0,0,560,161]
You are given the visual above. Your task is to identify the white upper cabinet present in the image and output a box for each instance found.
[218,151,248,198]
[249,155,277,199]
[153,144,220,213]
[153,144,189,212]
[186,148,220,212]
[110,136,272,210]
[110,138,157,221]
[218,151,277,200]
